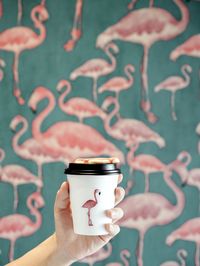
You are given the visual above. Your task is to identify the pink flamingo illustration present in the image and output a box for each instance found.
[106,249,131,266]
[96,0,189,123]
[0,192,44,261]
[28,87,125,164]
[0,4,48,105]
[196,123,200,154]
[64,0,83,51]
[118,169,185,266]
[155,64,192,120]
[102,96,165,148]
[160,249,187,266]
[80,242,112,266]
[70,43,119,102]
[56,79,106,123]
[82,189,101,226]
[0,148,42,211]
[166,217,200,266]
[0,0,2,18]
[10,115,69,179]
[170,34,200,61]
[98,64,135,117]
[127,144,168,192]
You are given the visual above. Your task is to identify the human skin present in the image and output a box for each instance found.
[6,174,125,266]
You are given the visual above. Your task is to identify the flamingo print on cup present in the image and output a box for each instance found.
[28,87,125,163]
[166,217,200,266]
[82,189,101,226]
[0,148,42,211]
[160,249,187,266]
[0,4,48,105]
[96,0,189,123]
[70,43,119,102]
[56,79,106,123]
[0,192,44,261]
[101,96,165,148]
[154,64,192,121]
[64,0,83,51]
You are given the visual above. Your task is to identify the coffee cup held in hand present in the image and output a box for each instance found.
[65,157,121,235]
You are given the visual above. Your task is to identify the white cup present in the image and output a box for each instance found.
[65,158,120,235]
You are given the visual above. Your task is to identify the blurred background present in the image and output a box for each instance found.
[0,0,199,265]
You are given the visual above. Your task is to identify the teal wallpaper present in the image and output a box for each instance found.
[0,0,200,265]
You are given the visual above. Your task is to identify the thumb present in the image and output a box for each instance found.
[54,181,70,212]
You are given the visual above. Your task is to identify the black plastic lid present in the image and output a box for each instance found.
[65,162,121,175]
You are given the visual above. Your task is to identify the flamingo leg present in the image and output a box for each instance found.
[136,231,145,266]
[13,52,24,105]
[64,0,83,52]
[88,208,93,226]
[149,0,154,7]
[17,0,22,25]
[171,91,177,121]
[13,186,18,211]
[140,46,157,123]
[41,0,46,6]
[116,92,121,120]
[0,0,3,18]
[93,77,98,102]
[127,0,138,10]
[9,239,16,261]
[195,243,200,266]
[38,163,43,179]
[144,172,150,193]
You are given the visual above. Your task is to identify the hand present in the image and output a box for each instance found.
[50,174,125,265]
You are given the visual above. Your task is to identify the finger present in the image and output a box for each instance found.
[118,174,123,184]
[54,181,69,210]
[106,207,124,223]
[114,187,125,206]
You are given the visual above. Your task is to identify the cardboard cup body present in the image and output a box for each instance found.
[67,174,118,235]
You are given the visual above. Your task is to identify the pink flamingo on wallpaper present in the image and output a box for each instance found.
[0,4,48,105]
[28,87,125,164]
[0,148,42,211]
[166,217,200,266]
[64,0,83,52]
[170,34,200,61]
[0,192,44,261]
[56,79,106,123]
[79,242,112,265]
[154,64,192,121]
[98,64,135,117]
[10,115,69,179]
[0,0,2,18]
[102,96,165,148]
[160,249,187,266]
[106,249,131,266]
[96,0,189,123]
[82,189,101,226]
[196,123,200,154]
[70,43,119,102]
[118,169,185,266]
[127,143,169,192]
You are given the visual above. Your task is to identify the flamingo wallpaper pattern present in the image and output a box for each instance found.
[0,0,199,265]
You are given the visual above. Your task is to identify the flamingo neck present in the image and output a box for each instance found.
[121,251,129,266]
[13,118,28,153]
[58,82,71,110]
[105,99,119,134]
[181,66,191,86]
[163,171,185,217]
[31,9,46,45]
[105,45,116,69]
[124,65,134,84]
[94,191,98,203]
[177,250,186,266]
[127,144,138,166]
[32,91,55,138]
[173,0,189,32]
[27,198,42,230]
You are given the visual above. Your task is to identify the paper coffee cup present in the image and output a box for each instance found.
[65,157,121,235]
